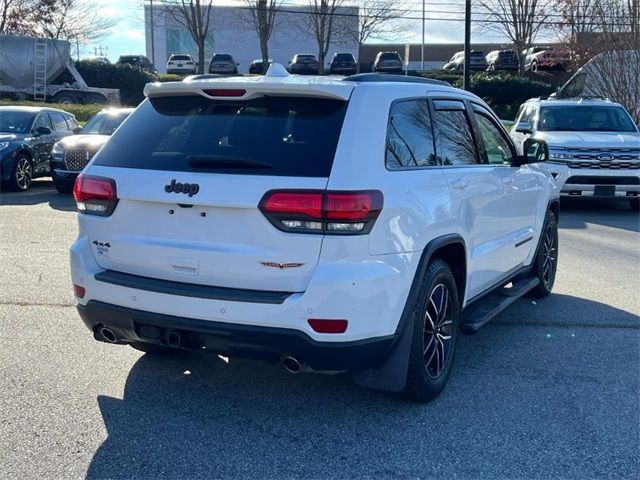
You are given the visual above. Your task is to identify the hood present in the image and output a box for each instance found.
[536,131,640,149]
[56,134,111,150]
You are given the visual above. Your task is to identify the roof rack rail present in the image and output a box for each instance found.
[342,73,450,87]
[549,94,608,101]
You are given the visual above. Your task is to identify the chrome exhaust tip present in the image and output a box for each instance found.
[99,327,117,343]
[282,356,302,374]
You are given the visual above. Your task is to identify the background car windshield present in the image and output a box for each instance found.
[380,53,399,60]
[93,96,348,177]
[539,106,637,132]
[171,55,190,61]
[0,111,34,133]
[214,54,232,61]
[81,113,129,135]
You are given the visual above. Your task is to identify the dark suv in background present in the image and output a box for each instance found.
[485,50,519,71]
[117,54,156,73]
[0,106,77,191]
[50,108,134,193]
[289,54,320,74]
[329,53,357,75]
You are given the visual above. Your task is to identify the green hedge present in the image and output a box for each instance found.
[72,61,159,106]
[0,99,101,123]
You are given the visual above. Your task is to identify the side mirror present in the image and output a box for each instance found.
[522,138,549,164]
[515,121,532,134]
[72,126,82,134]
[35,126,52,136]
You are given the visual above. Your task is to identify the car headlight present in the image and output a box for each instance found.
[0,141,9,151]
[548,148,573,161]
[52,142,64,155]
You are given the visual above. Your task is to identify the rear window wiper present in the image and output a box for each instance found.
[186,155,273,169]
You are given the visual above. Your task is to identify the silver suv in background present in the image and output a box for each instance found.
[208,54,239,75]
[372,51,403,73]
[511,98,640,211]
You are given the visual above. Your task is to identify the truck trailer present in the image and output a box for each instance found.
[0,35,119,104]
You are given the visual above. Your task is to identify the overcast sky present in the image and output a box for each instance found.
[92,0,550,61]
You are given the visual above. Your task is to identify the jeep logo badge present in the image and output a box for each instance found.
[164,179,200,197]
[597,153,615,161]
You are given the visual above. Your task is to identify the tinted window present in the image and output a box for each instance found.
[432,102,478,166]
[0,110,34,133]
[213,54,232,61]
[66,115,79,129]
[171,55,191,61]
[380,53,400,60]
[539,106,637,132]
[81,112,130,135]
[335,54,354,61]
[386,100,436,169]
[49,112,68,131]
[94,96,348,177]
[32,113,51,132]
[475,113,515,165]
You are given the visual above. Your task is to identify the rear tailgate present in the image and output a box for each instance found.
[82,80,353,293]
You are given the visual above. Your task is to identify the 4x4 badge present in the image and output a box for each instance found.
[165,179,200,197]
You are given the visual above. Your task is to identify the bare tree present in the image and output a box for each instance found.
[576,0,640,122]
[32,0,118,43]
[304,0,347,74]
[553,0,599,68]
[239,0,281,74]
[477,0,552,74]
[355,0,414,46]
[161,0,214,74]
[0,0,40,35]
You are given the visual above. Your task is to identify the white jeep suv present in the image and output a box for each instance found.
[511,98,640,211]
[70,67,559,402]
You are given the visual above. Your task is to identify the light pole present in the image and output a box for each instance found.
[463,0,471,91]
[421,0,425,71]
[150,0,156,67]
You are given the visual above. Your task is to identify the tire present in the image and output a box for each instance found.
[53,91,78,104]
[531,61,538,72]
[530,211,558,298]
[85,93,107,105]
[8,154,33,191]
[130,341,183,356]
[402,259,460,403]
[630,199,639,212]
[54,181,73,194]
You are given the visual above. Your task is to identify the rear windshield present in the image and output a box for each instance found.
[335,54,354,60]
[171,55,191,61]
[470,51,484,57]
[213,54,232,61]
[297,55,315,60]
[93,95,348,177]
[380,53,400,60]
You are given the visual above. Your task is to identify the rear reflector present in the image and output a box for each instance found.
[202,89,246,97]
[259,190,382,235]
[73,284,86,298]
[308,319,348,334]
[73,174,118,216]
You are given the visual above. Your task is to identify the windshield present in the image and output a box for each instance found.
[93,96,348,177]
[0,110,35,134]
[171,55,190,61]
[539,106,638,132]
[81,112,130,135]
[213,54,232,61]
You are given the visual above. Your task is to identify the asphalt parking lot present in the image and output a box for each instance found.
[1,179,638,479]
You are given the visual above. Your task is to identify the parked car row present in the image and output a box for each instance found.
[443,47,570,72]
[0,106,132,191]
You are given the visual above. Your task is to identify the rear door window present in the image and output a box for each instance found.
[385,100,436,169]
[93,95,348,177]
[431,100,479,166]
[49,112,69,131]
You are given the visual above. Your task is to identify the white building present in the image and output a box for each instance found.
[144,4,359,74]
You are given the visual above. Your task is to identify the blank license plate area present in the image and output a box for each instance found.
[594,185,615,196]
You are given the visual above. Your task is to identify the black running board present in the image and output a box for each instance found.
[461,276,539,334]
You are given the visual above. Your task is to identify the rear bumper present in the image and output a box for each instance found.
[78,300,396,371]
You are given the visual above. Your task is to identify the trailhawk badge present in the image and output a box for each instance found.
[260,262,305,269]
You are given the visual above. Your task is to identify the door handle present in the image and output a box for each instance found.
[451,179,469,190]
[501,177,514,185]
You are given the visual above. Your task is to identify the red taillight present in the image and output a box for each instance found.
[73,284,86,298]
[308,319,348,334]
[73,174,118,216]
[202,89,246,97]
[259,190,382,235]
